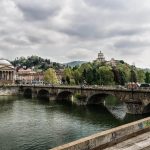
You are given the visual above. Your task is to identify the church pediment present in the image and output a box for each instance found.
[0,66,15,70]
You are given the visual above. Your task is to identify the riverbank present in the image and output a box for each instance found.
[0,86,18,96]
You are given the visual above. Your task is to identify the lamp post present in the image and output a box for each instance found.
[99,71,102,87]
[131,63,136,100]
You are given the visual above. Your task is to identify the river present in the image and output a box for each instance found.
[0,96,149,150]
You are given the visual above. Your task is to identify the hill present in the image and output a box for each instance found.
[11,56,64,71]
[64,61,87,67]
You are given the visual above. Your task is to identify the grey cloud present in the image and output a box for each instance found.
[59,24,100,39]
[0,0,150,68]
[107,27,145,37]
[16,1,61,21]
[66,48,95,61]
[3,37,29,46]
[114,39,150,49]
[85,0,126,10]
[0,30,9,36]
[58,23,147,41]
[27,35,54,44]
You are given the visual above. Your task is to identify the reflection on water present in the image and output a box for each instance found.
[104,95,127,120]
[0,96,149,150]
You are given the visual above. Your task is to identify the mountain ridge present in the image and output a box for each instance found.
[64,61,87,67]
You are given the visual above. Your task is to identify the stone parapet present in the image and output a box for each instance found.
[50,117,150,150]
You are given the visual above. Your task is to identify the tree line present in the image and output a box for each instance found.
[11,56,150,85]
[62,61,149,85]
[11,55,63,70]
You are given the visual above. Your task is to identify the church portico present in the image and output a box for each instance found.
[0,59,15,84]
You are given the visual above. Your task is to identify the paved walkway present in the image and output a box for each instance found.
[104,131,150,150]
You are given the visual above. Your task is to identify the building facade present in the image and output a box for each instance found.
[97,51,105,62]
[0,59,15,84]
[16,67,64,85]
[16,68,44,84]
[95,51,117,66]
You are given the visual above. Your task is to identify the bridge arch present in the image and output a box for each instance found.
[37,89,49,100]
[56,91,74,102]
[87,93,117,105]
[143,103,150,113]
[24,88,32,98]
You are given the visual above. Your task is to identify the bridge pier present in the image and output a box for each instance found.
[49,93,57,101]
[19,86,150,115]
[125,101,149,114]
[32,90,37,99]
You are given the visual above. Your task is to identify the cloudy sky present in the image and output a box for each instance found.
[1,0,150,67]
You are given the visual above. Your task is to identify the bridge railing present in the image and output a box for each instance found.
[16,84,127,90]
[8,84,150,91]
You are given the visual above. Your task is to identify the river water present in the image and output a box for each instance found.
[0,96,149,150]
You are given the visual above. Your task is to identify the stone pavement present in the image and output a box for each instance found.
[104,131,150,150]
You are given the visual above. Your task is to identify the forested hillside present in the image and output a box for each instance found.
[11,56,64,70]
[11,56,150,85]
[63,60,149,85]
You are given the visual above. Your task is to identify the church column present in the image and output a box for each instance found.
[10,71,13,81]
[4,71,6,80]
[2,71,4,80]
[9,71,11,80]
[12,71,14,83]
[0,71,1,80]
[10,71,12,80]
[12,71,14,81]
[5,71,7,80]
[3,71,6,80]
[6,71,8,80]
[8,71,10,80]
[3,71,5,80]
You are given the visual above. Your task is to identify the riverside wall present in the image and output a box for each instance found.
[50,117,150,150]
[0,86,19,96]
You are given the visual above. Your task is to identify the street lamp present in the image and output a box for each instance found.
[99,71,102,87]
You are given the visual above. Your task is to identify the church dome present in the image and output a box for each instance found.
[0,59,14,68]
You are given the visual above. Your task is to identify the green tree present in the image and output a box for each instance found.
[112,67,120,85]
[86,69,94,84]
[130,69,137,83]
[82,69,87,80]
[79,63,92,73]
[117,63,131,83]
[44,68,58,84]
[61,77,66,84]
[136,69,145,83]
[66,76,70,84]
[98,66,114,85]
[64,68,72,78]
[72,69,82,84]
[145,72,150,83]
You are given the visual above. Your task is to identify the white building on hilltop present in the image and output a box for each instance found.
[106,58,117,67]
[96,51,105,62]
[95,51,117,66]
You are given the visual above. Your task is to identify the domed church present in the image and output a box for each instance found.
[0,59,15,84]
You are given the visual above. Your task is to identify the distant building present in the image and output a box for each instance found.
[16,67,64,84]
[106,58,117,67]
[0,59,15,84]
[95,51,117,67]
[55,69,64,84]
[16,68,44,84]
[96,51,105,62]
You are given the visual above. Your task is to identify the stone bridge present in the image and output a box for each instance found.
[19,85,150,115]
